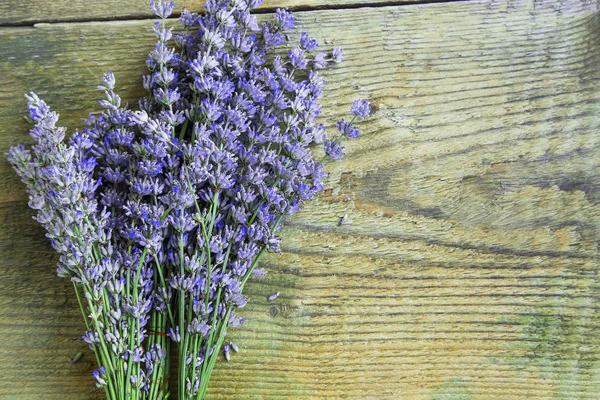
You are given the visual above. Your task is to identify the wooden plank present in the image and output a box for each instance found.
[0,0,424,26]
[1,0,600,398]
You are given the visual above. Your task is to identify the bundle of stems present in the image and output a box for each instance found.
[7,0,370,398]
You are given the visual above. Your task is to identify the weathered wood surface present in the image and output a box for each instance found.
[0,0,425,26]
[1,0,600,398]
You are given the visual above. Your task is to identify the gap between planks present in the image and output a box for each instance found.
[0,0,472,27]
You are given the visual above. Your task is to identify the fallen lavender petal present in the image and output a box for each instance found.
[268,292,280,301]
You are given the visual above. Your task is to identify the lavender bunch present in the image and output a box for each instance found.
[7,0,370,398]
[134,1,369,397]
[8,93,170,400]
[83,72,174,399]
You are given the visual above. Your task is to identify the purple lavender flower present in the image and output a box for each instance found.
[93,367,108,386]
[336,119,360,138]
[289,48,308,70]
[300,32,319,51]
[275,8,295,30]
[331,47,343,63]
[350,99,371,119]
[313,52,327,69]
[150,0,174,19]
[324,139,345,160]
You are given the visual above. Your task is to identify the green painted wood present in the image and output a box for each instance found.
[1,0,600,398]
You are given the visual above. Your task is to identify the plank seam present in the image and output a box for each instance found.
[0,0,474,27]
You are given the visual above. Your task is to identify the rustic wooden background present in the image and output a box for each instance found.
[2,0,600,398]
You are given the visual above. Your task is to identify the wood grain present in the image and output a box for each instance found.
[1,0,600,399]
[0,0,425,26]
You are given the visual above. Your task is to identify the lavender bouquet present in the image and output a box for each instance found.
[7,1,370,399]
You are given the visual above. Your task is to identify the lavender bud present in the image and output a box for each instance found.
[97,71,116,91]
[324,139,345,160]
[275,8,295,31]
[132,110,149,125]
[150,0,174,19]
[68,352,84,364]
[92,367,107,386]
[313,52,327,70]
[252,268,266,278]
[330,47,343,63]
[28,195,45,210]
[223,344,230,361]
[169,327,181,343]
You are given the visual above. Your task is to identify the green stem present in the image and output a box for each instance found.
[126,247,149,397]
[72,282,90,331]
[154,254,176,326]
[196,309,231,400]
[73,282,114,400]
[241,213,284,290]
[194,213,284,399]
[72,227,120,399]
[178,232,187,399]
